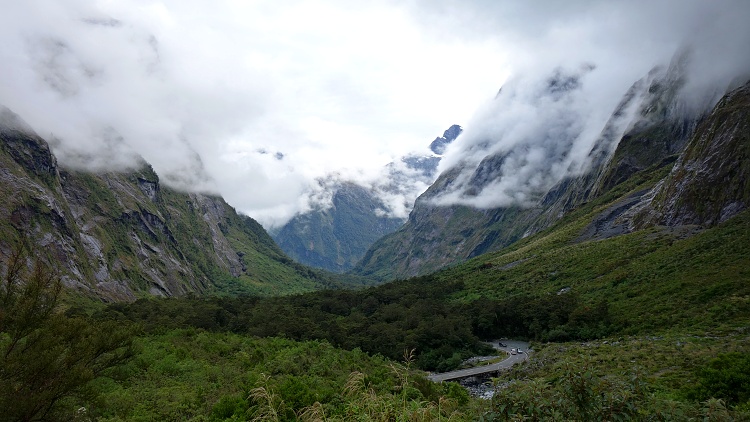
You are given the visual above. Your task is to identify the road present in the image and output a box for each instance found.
[428,340,529,383]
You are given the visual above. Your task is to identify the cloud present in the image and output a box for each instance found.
[1,0,748,226]
[432,65,605,208]
[0,0,509,228]
[414,0,750,209]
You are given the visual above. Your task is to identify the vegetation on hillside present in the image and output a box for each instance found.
[1,118,373,302]
[0,241,135,421]
[2,202,749,420]
[95,197,750,373]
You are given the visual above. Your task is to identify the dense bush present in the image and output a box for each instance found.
[97,277,614,372]
[687,352,750,408]
[0,243,135,422]
[82,330,470,421]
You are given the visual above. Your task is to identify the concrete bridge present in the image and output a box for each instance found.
[428,340,529,383]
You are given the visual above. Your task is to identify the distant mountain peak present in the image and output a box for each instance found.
[429,124,462,155]
[272,124,463,273]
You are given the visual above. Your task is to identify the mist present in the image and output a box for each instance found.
[0,0,510,228]
[1,1,748,226]
[424,0,750,209]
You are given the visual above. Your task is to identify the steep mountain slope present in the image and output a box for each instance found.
[591,54,698,195]
[271,125,461,272]
[352,57,728,281]
[635,81,750,227]
[432,188,750,339]
[0,107,355,301]
[270,181,404,273]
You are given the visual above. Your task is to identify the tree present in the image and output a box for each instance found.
[0,241,135,422]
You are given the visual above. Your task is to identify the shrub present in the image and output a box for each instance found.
[687,352,750,407]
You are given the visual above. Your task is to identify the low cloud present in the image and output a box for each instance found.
[0,0,508,227]
[419,0,750,209]
[433,65,604,208]
[1,1,748,227]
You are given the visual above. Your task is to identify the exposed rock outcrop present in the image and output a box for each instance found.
[635,81,750,227]
[0,108,343,301]
[353,53,744,281]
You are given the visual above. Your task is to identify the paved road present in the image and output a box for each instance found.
[428,340,529,383]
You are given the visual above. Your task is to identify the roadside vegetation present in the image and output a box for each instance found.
[482,332,750,420]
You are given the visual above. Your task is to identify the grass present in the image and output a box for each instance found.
[74,329,471,422]
[435,196,750,336]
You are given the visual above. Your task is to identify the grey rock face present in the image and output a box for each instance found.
[430,124,462,155]
[353,53,746,281]
[634,81,750,228]
[0,107,58,183]
[0,107,322,301]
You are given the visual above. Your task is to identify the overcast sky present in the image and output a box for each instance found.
[1,1,749,227]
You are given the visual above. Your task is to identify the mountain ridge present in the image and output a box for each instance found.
[352,58,746,281]
[271,125,462,273]
[0,106,357,301]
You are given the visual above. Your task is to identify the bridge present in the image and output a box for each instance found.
[428,340,529,383]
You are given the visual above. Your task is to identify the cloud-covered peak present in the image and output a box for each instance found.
[2,1,749,227]
[433,64,599,208]
[429,124,462,155]
[431,32,750,210]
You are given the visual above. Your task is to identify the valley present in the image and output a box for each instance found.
[1,16,750,421]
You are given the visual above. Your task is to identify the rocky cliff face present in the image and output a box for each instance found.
[352,55,745,281]
[525,55,704,236]
[634,81,750,227]
[592,52,701,196]
[0,107,343,301]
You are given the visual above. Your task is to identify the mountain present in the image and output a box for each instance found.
[634,81,750,228]
[352,55,747,281]
[89,108,750,416]
[429,124,462,155]
[270,181,404,273]
[66,78,750,418]
[0,106,358,302]
[270,125,461,272]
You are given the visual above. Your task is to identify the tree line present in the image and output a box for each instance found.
[95,275,614,372]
